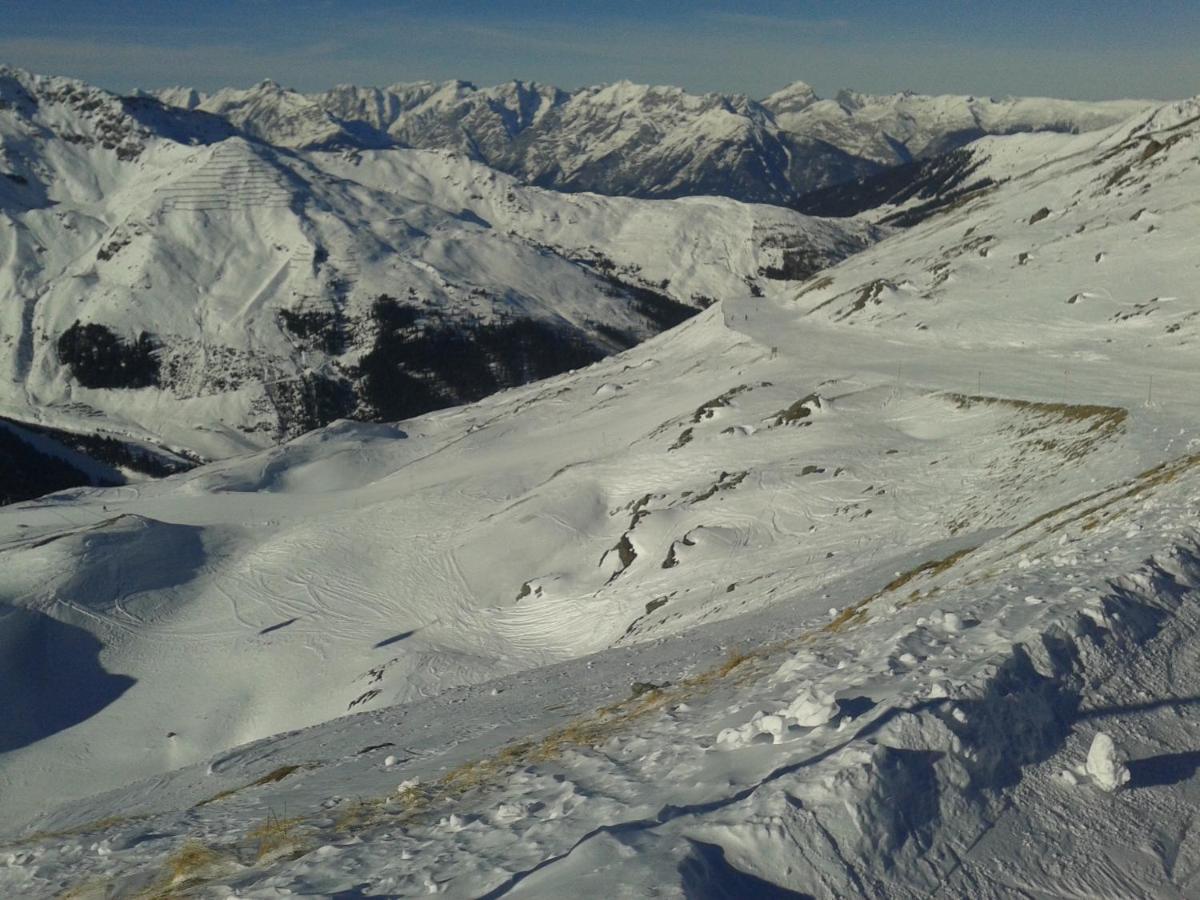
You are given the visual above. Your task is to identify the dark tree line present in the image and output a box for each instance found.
[56,321,160,389]
[358,296,605,422]
[0,427,109,506]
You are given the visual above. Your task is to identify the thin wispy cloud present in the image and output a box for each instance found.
[700,12,851,32]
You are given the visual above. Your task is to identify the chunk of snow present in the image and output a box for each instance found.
[758,714,787,742]
[716,727,743,746]
[1085,732,1130,792]
[783,688,838,727]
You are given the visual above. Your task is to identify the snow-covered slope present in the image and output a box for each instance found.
[0,66,869,501]
[2,96,1199,897]
[156,76,1151,204]
[764,85,1150,166]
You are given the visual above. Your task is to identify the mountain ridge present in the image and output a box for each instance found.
[142,72,1152,203]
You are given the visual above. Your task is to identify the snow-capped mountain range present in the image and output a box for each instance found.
[1,70,1199,897]
[152,75,1151,203]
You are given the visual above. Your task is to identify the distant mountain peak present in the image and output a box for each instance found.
[116,70,1156,202]
[761,80,819,113]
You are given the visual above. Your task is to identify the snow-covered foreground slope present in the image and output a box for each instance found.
[0,66,868,498]
[1,98,1199,897]
[16,449,1200,898]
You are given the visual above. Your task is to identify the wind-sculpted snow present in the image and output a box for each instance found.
[1,87,1199,897]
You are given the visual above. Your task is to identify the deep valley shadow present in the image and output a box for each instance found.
[0,604,136,753]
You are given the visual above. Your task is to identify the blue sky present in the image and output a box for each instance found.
[1,1,1196,100]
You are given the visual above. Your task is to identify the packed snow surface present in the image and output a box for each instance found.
[1,90,1200,897]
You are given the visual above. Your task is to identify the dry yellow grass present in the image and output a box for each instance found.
[885,547,976,593]
[192,784,243,808]
[165,841,221,882]
[826,546,977,634]
[57,878,114,899]
[10,815,137,848]
[947,394,1124,423]
[194,763,307,808]
[826,602,871,633]
[934,390,1134,539]
[124,839,235,900]
[1009,451,1200,544]
[946,393,1128,463]
[247,812,307,861]
[425,646,776,803]
[717,646,754,677]
[333,797,382,833]
[252,764,304,785]
[55,830,224,899]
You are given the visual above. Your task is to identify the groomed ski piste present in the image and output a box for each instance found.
[1,96,1200,896]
